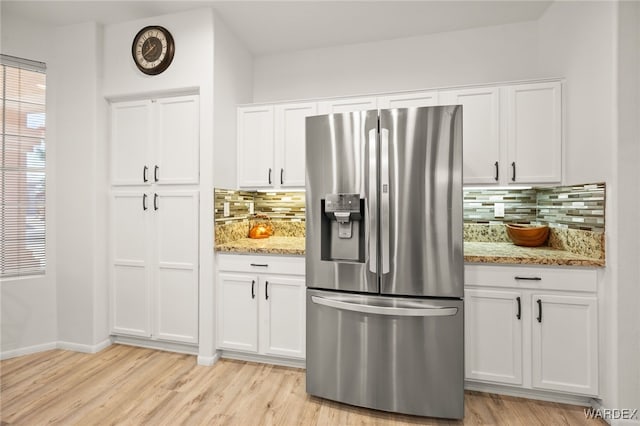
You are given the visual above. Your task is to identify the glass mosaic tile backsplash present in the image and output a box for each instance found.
[214,189,305,222]
[216,182,605,232]
[463,183,605,232]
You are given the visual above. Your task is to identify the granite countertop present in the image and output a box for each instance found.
[216,236,306,256]
[215,237,604,267]
[464,242,604,267]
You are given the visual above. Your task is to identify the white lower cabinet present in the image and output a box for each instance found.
[217,254,306,360]
[110,190,199,344]
[465,289,523,385]
[465,265,598,397]
[531,294,598,395]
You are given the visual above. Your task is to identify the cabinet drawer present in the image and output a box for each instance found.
[217,253,305,276]
[465,265,597,292]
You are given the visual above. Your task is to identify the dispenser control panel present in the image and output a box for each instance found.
[324,193,360,214]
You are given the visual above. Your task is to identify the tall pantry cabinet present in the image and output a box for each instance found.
[109,95,200,345]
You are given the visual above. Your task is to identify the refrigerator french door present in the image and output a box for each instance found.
[305,106,464,419]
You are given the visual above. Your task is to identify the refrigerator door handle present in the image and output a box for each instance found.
[380,128,390,275]
[311,296,458,317]
[368,128,378,274]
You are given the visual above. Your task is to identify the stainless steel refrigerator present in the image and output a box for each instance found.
[305,105,464,419]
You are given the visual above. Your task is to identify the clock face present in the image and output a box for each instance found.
[132,26,175,75]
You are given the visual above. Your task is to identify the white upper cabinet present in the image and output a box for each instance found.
[155,96,200,185]
[111,101,152,186]
[506,82,562,184]
[238,102,317,189]
[317,96,377,114]
[440,88,501,184]
[377,90,438,109]
[111,95,200,186]
[237,105,275,188]
[237,79,562,187]
[275,102,317,187]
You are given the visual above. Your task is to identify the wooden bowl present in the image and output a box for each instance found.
[506,224,549,247]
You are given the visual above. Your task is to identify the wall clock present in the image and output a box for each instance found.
[131,25,175,75]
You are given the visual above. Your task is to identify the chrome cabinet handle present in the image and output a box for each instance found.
[154,165,159,182]
[516,296,521,320]
[142,193,148,211]
[494,161,499,181]
[143,165,149,183]
[153,193,159,211]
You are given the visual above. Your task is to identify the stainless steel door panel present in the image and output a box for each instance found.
[306,289,465,419]
[305,111,379,293]
[379,106,463,298]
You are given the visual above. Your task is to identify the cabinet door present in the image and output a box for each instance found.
[154,191,199,343]
[155,95,200,185]
[110,191,151,337]
[531,294,598,395]
[275,102,317,187]
[465,289,523,385]
[111,100,151,186]
[506,82,562,183]
[259,275,306,359]
[218,273,259,352]
[237,105,275,188]
[440,88,500,184]
[317,96,378,114]
[377,90,438,109]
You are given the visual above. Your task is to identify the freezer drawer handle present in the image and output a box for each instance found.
[311,296,458,317]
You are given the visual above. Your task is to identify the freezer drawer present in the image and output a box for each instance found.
[306,289,464,419]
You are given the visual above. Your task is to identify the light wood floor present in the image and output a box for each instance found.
[1,344,604,425]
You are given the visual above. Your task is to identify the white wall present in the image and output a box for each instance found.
[103,8,216,363]
[53,21,109,350]
[0,13,58,356]
[253,21,539,103]
[616,0,640,412]
[213,14,253,189]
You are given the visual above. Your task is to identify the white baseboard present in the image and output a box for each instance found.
[464,380,594,406]
[0,342,57,360]
[219,350,306,369]
[57,338,112,354]
[111,335,198,356]
[1,338,112,360]
[197,352,221,366]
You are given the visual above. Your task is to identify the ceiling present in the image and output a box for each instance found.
[2,1,553,55]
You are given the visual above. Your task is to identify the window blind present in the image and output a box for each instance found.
[1,55,47,278]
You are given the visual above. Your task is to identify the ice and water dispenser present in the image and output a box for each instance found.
[320,193,365,262]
